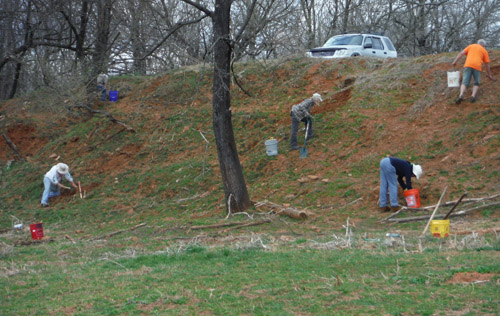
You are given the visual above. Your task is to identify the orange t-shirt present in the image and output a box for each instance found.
[463,44,490,71]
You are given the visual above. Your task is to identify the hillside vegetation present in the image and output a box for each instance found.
[1,52,499,230]
[0,52,499,315]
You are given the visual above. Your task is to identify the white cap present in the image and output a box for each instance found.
[56,163,69,174]
[312,93,323,103]
[412,164,423,179]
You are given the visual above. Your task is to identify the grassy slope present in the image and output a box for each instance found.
[0,52,499,315]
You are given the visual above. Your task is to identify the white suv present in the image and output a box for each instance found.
[307,33,397,58]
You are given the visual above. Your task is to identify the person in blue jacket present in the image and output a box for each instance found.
[379,156,423,212]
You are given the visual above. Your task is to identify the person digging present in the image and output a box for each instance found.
[379,156,423,212]
[289,93,323,150]
[41,163,78,207]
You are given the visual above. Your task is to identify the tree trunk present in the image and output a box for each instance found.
[92,0,112,76]
[212,0,252,212]
[129,0,146,74]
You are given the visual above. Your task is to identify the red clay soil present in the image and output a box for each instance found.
[0,124,47,161]
[0,51,499,229]
[446,272,498,284]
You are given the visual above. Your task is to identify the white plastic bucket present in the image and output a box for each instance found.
[264,138,278,156]
[447,71,460,87]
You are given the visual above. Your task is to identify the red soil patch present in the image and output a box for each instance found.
[446,272,497,284]
[0,124,46,160]
[86,143,143,175]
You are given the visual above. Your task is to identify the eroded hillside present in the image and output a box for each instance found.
[1,52,499,234]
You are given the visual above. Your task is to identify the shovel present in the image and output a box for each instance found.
[299,119,310,159]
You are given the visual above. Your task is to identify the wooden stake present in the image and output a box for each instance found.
[91,223,146,240]
[78,181,83,199]
[421,186,447,236]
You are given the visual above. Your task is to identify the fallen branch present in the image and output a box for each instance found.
[189,221,246,230]
[86,128,126,152]
[388,201,500,223]
[393,194,500,212]
[69,103,135,132]
[379,206,408,222]
[451,227,500,235]
[2,133,24,161]
[91,223,146,240]
[255,200,309,219]
[14,238,55,246]
[222,219,271,232]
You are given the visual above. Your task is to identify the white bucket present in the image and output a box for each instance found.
[264,138,278,156]
[447,71,460,87]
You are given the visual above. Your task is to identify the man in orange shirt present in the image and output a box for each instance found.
[452,39,494,104]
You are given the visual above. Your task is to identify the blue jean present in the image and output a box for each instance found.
[97,84,107,101]
[290,113,313,148]
[41,177,60,204]
[379,157,399,207]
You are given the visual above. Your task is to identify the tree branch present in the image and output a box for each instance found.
[179,0,214,17]
[141,14,209,60]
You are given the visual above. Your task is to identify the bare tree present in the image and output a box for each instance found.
[180,0,253,212]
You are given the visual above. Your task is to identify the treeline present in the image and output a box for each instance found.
[1,0,499,100]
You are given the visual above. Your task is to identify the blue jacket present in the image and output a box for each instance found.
[389,157,413,190]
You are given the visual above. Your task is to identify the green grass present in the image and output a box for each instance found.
[1,241,498,315]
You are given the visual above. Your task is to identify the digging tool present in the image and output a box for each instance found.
[443,192,467,220]
[299,119,310,159]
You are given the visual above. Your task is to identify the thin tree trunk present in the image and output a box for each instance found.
[212,0,252,212]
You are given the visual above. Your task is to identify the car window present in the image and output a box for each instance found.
[324,35,363,47]
[383,38,396,51]
[371,37,384,50]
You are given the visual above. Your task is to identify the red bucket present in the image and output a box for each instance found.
[30,223,44,240]
[404,189,421,208]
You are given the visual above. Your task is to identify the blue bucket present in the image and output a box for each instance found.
[109,90,118,102]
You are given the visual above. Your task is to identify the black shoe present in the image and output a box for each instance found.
[41,203,49,207]
[470,97,476,103]
[455,97,463,104]
[290,146,299,151]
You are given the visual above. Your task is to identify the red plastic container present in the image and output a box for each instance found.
[404,189,421,208]
[30,223,44,240]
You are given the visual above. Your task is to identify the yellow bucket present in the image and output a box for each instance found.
[430,219,450,238]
